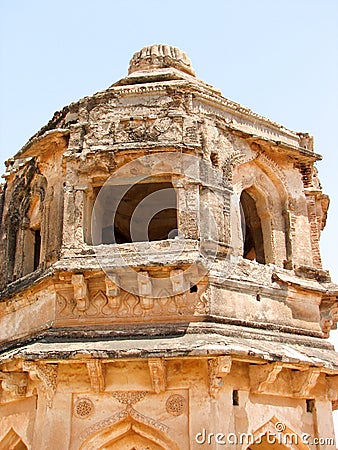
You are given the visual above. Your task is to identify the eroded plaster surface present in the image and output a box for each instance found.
[0,44,337,449]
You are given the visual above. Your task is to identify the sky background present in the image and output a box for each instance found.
[1,0,337,437]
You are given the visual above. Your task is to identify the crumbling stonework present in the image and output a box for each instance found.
[0,44,337,449]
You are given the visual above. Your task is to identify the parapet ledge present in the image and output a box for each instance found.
[4,129,70,172]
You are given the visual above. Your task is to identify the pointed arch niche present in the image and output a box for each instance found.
[246,416,310,450]
[23,194,42,275]
[240,188,267,264]
[0,428,28,450]
[233,158,289,267]
[79,414,179,450]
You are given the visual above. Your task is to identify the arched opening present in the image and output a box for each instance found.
[240,190,265,264]
[92,179,178,245]
[23,195,42,275]
[246,417,310,450]
[80,414,179,450]
[0,428,28,450]
[102,429,164,449]
[233,158,290,267]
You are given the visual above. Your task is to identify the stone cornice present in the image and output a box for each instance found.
[1,326,337,372]
[5,75,320,170]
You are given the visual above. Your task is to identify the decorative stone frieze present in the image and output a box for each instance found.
[22,362,58,407]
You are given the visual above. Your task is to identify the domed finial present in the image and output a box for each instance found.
[128,44,195,76]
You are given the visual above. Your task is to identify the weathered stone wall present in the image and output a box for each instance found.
[0,133,68,290]
[0,358,337,449]
[0,45,337,449]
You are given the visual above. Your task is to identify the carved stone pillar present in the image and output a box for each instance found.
[87,360,105,393]
[62,184,76,248]
[305,190,323,268]
[148,358,166,394]
[312,400,336,449]
[74,188,86,246]
[174,178,199,240]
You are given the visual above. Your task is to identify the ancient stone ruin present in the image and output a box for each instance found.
[0,44,337,449]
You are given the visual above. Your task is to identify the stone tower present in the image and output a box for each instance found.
[0,45,337,449]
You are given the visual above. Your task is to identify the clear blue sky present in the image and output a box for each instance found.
[1,0,337,434]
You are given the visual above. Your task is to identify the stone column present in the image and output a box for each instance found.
[62,184,76,249]
[305,190,323,268]
[174,177,199,240]
[74,187,86,247]
[312,400,336,449]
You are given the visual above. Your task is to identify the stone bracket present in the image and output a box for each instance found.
[23,361,58,407]
[256,362,283,393]
[250,362,284,394]
[208,356,232,398]
[138,272,153,310]
[250,363,322,397]
[87,359,105,393]
[148,358,166,394]
[171,269,188,294]
[72,273,89,312]
[0,371,28,397]
[320,295,338,338]
[105,274,121,310]
[294,367,321,397]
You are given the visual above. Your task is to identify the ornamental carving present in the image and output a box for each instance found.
[74,398,94,419]
[0,372,28,397]
[111,391,147,406]
[255,150,288,193]
[80,410,129,441]
[195,292,209,314]
[115,116,183,144]
[56,286,207,321]
[23,362,58,407]
[87,360,105,393]
[83,109,200,147]
[166,394,186,416]
[208,356,232,398]
[80,407,168,441]
[148,359,166,394]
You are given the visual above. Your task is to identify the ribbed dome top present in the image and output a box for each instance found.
[128,44,195,76]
